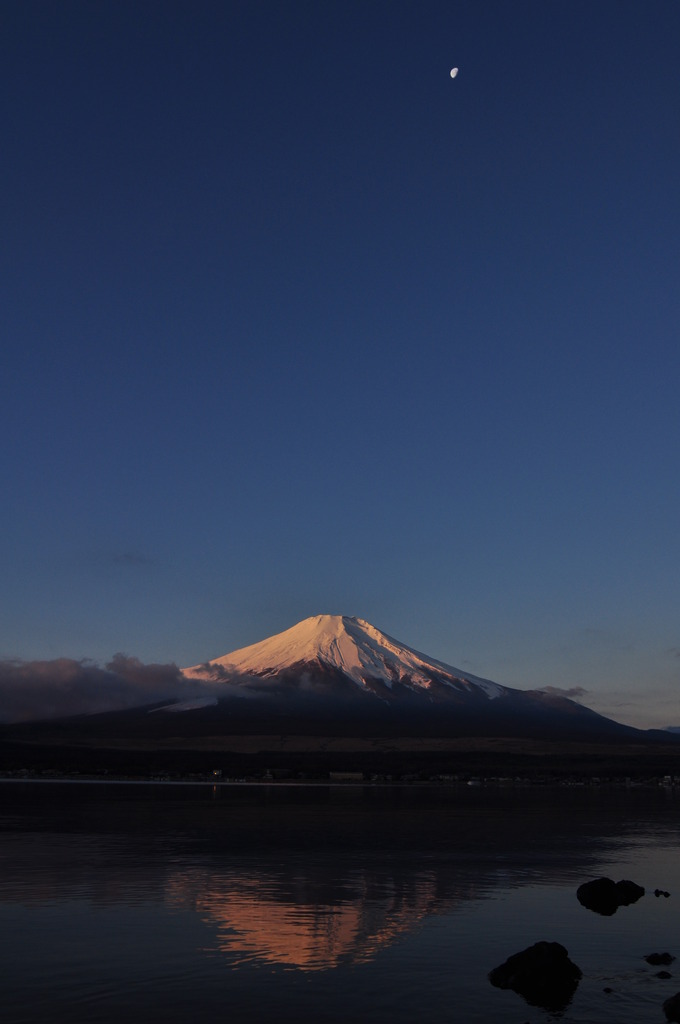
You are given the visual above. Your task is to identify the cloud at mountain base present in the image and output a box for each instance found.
[0,656,218,723]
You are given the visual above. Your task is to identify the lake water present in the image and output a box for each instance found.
[2,781,680,1023]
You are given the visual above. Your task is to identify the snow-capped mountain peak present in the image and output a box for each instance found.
[183,614,505,699]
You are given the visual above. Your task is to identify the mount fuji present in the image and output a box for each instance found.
[3,615,665,777]
[183,614,505,697]
[176,615,636,741]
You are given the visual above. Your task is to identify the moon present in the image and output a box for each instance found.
[450,67,459,78]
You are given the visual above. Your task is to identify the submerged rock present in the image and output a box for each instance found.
[646,952,676,966]
[489,940,582,1011]
[576,876,644,915]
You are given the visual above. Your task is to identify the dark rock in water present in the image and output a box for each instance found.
[657,971,673,979]
[656,889,672,898]
[646,952,676,965]
[576,876,644,915]
[577,877,621,915]
[616,879,645,905]
[489,940,582,1011]
[664,992,680,1021]
[616,878,645,904]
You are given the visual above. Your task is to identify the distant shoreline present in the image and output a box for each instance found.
[0,775,677,788]
[3,732,680,785]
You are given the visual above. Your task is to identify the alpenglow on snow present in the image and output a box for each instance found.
[185,614,509,698]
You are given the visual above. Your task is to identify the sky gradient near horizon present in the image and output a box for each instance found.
[3,1,679,729]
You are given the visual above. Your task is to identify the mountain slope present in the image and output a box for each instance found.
[1,616,641,747]
[184,614,505,699]
[179,615,637,741]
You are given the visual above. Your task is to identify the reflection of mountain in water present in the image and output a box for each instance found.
[166,868,463,970]
[4,782,680,977]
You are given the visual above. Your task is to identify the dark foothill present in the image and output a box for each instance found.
[489,940,582,1012]
[576,876,644,915]
[646,953,676,966]
[664,992,680,1022]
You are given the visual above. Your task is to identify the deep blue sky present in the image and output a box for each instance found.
[3,1,679,727]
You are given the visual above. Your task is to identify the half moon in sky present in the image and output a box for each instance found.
[450,67,459,78]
